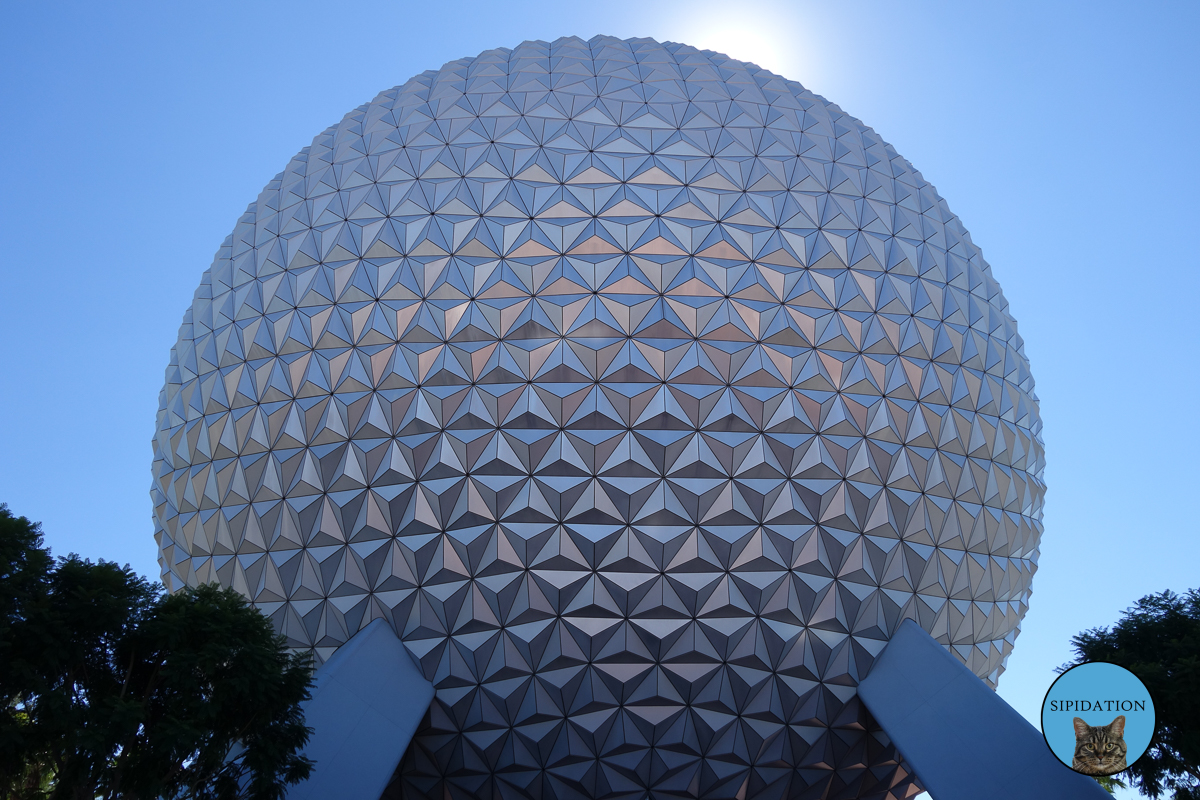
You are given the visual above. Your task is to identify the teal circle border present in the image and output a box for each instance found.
[1040,661,1156,773]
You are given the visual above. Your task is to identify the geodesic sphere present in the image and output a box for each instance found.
[152,35,1045,800]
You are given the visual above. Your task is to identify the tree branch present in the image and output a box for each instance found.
[118,647,136,701]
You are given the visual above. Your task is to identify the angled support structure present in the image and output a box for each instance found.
[285,619,434,800]
[858,620,1110,800]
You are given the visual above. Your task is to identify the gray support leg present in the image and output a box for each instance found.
[286,619,434,800]
[858,620,1110,800]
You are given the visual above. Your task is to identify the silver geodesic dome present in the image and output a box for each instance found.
[152,35,1044,800]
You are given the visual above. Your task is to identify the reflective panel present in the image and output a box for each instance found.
[152,35,1044,800]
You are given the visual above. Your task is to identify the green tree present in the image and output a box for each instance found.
[0,504,315,800]
[1066,589,1200,799]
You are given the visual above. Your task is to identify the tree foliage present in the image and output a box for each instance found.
[1066,589,1200,799]
[0,504,314,800]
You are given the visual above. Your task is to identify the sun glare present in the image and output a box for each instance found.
[673,2,806,80]
[690,25,787,74]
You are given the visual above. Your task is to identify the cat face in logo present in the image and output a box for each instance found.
[1072,715,1128,776]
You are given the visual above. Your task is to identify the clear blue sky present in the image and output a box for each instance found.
[2,2,1196,795]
